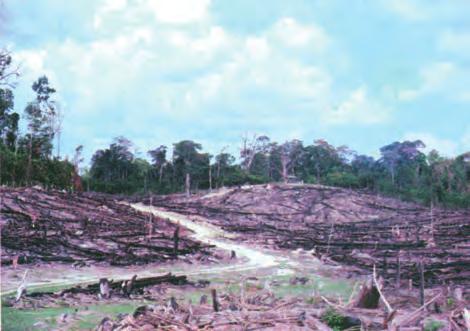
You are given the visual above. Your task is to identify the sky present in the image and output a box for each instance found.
[2,0,470,164]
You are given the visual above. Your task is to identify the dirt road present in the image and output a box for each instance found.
[131,203,298,276]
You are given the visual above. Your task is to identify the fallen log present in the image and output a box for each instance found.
[57,273,188,297]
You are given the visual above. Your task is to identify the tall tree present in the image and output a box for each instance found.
[278,139,303,183]
[0,88,18,150]
[0,50,20,184]
[351,154,376,189]
[240,134,270,172]
[0,50,19,148]
[24,76,57,184]
[301,139,343,183]
[379,140,425,187]
[173,140,203,197]
[0,49,19,88]
[215,150,235,188]
[148,145,167,183]
[90,136,134,185]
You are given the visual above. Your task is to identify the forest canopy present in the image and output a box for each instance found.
[1,49,469,207]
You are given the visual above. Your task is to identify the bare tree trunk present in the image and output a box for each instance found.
[159,164,164,183]
[281,156,288,183]
[99,278,110,299]
[216,160,221,188]
[144,172,148,194]
[396,252,401,289]
[211,289,219,312]
[26,134,33,186]
[185,173,190,198]
[173,226,180,257]
[56,129,61,158]
[418,261,425,306]
[209,165,212,192]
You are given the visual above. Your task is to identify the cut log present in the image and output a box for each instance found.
[351,280,380,309]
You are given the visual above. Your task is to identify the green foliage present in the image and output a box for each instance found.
[321,308,348,331]
[424,319,444,331]
[446,297,455,307]
[325,172,360,188]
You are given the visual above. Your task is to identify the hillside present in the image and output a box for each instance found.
[0,187,214,267]
[145,184,470,286]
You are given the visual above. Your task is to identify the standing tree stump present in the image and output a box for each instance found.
[99,278,110,299]
[211,289,220,312]
[173,226,180,257]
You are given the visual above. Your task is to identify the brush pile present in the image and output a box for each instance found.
[96,291,332,331]
[96,285,470,331]
[144,184,470,286]
[0,187,214,266]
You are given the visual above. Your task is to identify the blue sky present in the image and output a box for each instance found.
[2,0,470,163]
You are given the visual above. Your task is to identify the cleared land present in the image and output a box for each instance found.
[1,184,469,330]
[0,187,214,267]
[145,184,470,287]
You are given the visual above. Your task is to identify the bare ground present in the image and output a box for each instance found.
[1,184,469,330]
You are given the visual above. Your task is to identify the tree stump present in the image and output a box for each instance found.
[99,278,110,299]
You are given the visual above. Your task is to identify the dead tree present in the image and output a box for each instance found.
[185,173,190,198]
[395,252,401,289]
[352,280,379,309]
[173,226,180,257]
[15,270,28,302]
[418,261,425,306]
[200,294,208,305]
[168,296,179,311]
[211,289,220,312]
[99,278,110,299]
[122,275,137,296]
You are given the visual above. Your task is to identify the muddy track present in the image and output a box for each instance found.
[131,203,298,275]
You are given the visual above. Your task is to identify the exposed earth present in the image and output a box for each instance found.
[1,184,469,330]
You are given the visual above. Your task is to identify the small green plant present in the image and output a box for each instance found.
[305,296,322,305]
[446,297,454,307]
[321,308,346,331]
[424,320,444,331]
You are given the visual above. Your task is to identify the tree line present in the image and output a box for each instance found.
[82,135,470,208]
[0,50,73,189]
[1,50,469,207]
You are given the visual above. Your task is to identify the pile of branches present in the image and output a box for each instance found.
[96,290,332,331]
[143,184,470,286]
[97,280,470,331]
[0,187,214,266]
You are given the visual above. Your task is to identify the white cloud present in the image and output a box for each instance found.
[245,37,270,60]
[16,49,47,74]
[325,87,391,125]
[382,0,428,21]
[438,30,470,56]
[94,0,128,29]
[402,132,458,156]
[13,2,385,161]
[398,61,470,103]
[147,0,211,24]
[382,0,470,22]
[271,17,329,50]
